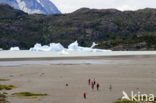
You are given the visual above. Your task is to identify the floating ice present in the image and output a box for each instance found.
[68,41,79,51]
[29,43,50,52]
[50,43,64,51]
[10,47,20,51]
[29,41,112,53]
[68,41,111,52]
[91,42,98,48]
[30,43,65,52]
[59,50,69,55]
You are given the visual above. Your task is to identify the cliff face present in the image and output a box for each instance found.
[0,4,156,50]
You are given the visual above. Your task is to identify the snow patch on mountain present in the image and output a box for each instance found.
[16,0,43,14]
[36,0,41,4]
[0,0,61,15]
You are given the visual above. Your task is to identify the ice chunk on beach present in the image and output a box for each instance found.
[10,47,20,51]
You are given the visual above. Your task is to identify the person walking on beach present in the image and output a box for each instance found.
[83,93,86,99]
[96,83,100,91]
[91,83,94,90]
[109,84,112,91]
[88,78,91,85]
[93,78,96,85]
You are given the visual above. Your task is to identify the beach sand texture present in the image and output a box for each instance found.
[0,56,156,103]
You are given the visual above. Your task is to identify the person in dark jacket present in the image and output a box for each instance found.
[93,78,96,85]
[84,93,86,99]
[109,84,112,91]
[88,78,91,85]
[96,83,100,91]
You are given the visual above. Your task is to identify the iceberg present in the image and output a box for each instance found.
[49,43,65,51]
[29,41,112,53]
[29,43,50,52]
[68,41,79,51]
[59,50,69,55]
[10,47,20,51]
[91,42,98,48]
[68,41,111,52]
[29,43,65,52]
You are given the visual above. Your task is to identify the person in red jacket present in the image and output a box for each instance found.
[91,83,94,90]
[84,92,86,99]
[96,83,100,91]
[88,78,91,85]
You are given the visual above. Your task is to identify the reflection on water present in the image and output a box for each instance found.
[0,60,112,66]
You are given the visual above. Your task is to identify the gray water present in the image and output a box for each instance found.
[0,59,112,66]
[0,51,155,66]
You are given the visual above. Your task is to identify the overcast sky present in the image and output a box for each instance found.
[51,0,156,13]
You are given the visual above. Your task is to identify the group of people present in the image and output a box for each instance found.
[88,78,100,91]
[83,78,100,99]
[83,78,112,99]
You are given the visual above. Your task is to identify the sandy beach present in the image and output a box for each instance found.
[0,55,156,103]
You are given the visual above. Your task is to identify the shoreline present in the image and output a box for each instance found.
[0,54,156,61]
[0,50,156,61]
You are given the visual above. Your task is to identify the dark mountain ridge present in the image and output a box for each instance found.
[0,4,156,50]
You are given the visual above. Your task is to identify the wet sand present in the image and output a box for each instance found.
[0,56,156,103]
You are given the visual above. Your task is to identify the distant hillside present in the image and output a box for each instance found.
[0,4,156,50]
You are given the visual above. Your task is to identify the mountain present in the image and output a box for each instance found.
[0,4,156,50]
[0,0,61,15]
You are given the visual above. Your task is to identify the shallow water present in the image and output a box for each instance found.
[0,51,156,66]
[0,59,113,66]
[0,50,156,59]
